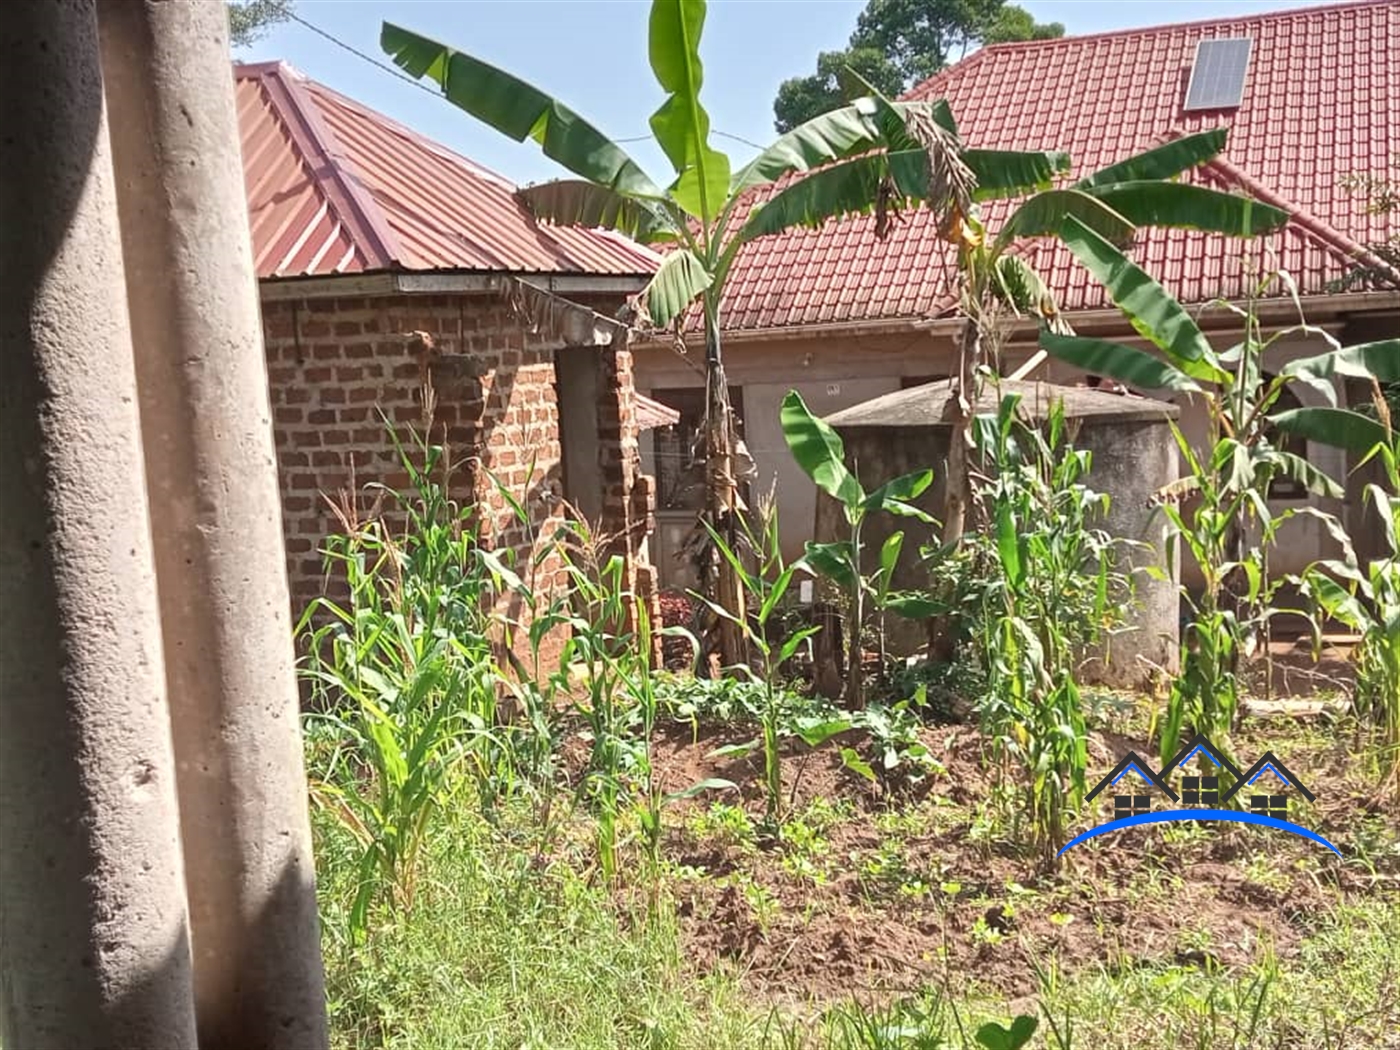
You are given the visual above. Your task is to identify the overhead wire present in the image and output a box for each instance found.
[284,12,764,155]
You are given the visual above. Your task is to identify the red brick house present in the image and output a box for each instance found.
[234,61,671,626]
[633,0,1400,588]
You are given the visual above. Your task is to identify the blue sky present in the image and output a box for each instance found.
[238,1,1341,187]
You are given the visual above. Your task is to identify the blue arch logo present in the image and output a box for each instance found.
[1063,733,1339,858]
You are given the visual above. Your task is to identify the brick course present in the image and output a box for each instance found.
[261,292,657,661]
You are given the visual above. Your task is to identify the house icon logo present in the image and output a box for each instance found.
[1061,733,1339,857]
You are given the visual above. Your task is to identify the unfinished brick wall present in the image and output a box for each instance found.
[260,290,656,660]
[596,340,662,649]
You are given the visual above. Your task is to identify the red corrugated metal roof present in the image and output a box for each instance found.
[718,0,1399,332]
[234,61,659,280]
[634,392,682,431]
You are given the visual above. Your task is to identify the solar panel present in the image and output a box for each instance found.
[1183,38,1253,112]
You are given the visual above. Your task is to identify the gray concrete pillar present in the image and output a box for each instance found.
[97,3,328,1047]
[0,2,200,1046]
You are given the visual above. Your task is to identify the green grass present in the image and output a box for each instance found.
[317,799,1400,1050]
[1028,902,1400,1049]
[316,805,765,1050]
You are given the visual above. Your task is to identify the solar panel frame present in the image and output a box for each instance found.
[1183,37,1253,112]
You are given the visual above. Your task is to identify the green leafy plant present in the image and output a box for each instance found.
[555,538,643,882]
[952,393,1129,861]
[1042,228,1399,770]
[655,670,815,730]
[1282,391,1400,780]
[695,503,833,835]
[780,389,939,709]
[609,606,736,876]
[841,692,942,794]
[299,423,505,941]
[859,96,1290,557]
[381,0,1021,668]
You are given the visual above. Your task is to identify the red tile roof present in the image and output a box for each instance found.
[234,61,659,281]
[719,0,1399,333]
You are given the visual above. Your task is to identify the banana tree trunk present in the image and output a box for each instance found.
[929,318,980,661]
[703,305,748,669]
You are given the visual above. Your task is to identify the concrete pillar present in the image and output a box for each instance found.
[0,2,199,1046]
[97,3,328,1048]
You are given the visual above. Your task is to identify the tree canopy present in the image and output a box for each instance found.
[774,0,1063,132]
[228,0,293,49]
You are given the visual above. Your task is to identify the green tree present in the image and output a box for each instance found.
[774,0,1063,131]
[227,0,292,49]
[772,48,903,138]
[379,1,1049,667]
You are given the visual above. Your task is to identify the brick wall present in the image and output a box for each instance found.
[261,290,656,661]
[596,341,662,651]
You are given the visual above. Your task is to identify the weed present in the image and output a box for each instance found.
[690,801,758,851]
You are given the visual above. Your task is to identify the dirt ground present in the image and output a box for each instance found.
[638,589,1397,1008]
[649,719,1389,1003]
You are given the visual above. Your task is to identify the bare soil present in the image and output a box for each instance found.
[635,716,1397,1006]
[641,588,1394,1007]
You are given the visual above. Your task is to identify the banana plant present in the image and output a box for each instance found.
[780,390,938,709]
[857,92,1295,548]
[1041,218,1400,764]
[861,74,1291,653]
[382,3,1067,667]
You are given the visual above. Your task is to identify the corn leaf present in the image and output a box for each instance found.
[996,501,1025,590]
[777,626,822,666]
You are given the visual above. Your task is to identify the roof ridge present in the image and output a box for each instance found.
[254,63,403,270]
[1198,149,1400,281]
[295,75,664,268]
[299,73,522,194]
[1161,732,1243,779]
[1086,750,1179,802]
[905,0,1396,101]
